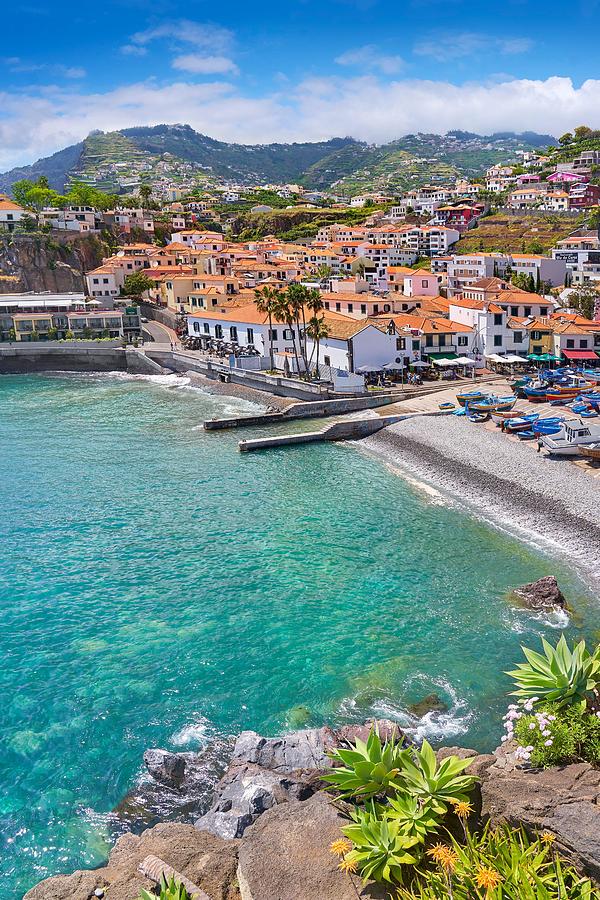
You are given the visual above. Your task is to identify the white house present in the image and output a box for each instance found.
[0,196,29,231]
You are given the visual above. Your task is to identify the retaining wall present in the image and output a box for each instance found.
[0,345,128,374]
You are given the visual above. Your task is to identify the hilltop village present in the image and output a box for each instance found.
[1,128,599,380]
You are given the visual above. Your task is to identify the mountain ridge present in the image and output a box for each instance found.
[0,125,556,197]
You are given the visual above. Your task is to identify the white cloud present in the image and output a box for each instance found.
[2,58,86,78]
[120,44,147,57]
[335,45,405,75]
[172,54,239,76]
[414,32,533,62]
[3,74,600,172]
[129,20,233,54]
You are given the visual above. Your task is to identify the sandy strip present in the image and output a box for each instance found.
[359,415,600,586]
[183,372,296,411]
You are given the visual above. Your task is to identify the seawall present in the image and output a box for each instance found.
[0,345,170,376]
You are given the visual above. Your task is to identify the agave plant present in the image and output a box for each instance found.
[322,726,409,799]
[384,793,442,841]
[341,804,422,885]
[396,739,476,814]
[139,875,192,900]
[507,636,600,711]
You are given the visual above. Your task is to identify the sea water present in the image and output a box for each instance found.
[0,373,596,898]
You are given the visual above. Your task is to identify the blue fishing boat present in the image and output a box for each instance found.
[516,429,537,440]
[456,390,486,407]
[503,413,540,433]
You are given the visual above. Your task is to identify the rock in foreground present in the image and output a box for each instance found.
[511,575,567,611]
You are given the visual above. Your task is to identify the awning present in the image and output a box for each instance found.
[528,353,561,362]
[432,357,458,367]
[427,351,458,360]
[562,349,599,361]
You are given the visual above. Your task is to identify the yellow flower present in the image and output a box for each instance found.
[427,843,459,872]
[338,857,358,874]
[329,838,352,858]
[541,831,556,845]
[475,866,502,891]
[452,800,474,819]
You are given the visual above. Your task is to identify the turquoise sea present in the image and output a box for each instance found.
[0,372,596,899]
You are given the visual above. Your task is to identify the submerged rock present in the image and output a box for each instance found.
[511,576,567,611]
[407,693,450,718]
[286,705,311,729]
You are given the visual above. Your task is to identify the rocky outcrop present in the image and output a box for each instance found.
[511,575,567,611]
[481,744,600,880]
[407,693,449,718]
[236,792,386,900]
[143,749,187,789]
[0,233,107,294]
[24,824,240,900]
[229,727,337,772]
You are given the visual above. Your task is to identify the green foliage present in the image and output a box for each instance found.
[567,286,599,320]
[123,271,154,297]
[341,805,421,885]
[396,740,476,814]
[138,874,192,900]
[507,636,600,711]
[514,702,600,768]
[322,727,408,800]
[397,824,600,899]
[384,794,442,842]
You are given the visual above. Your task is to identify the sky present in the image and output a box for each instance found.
[1,0,600,171]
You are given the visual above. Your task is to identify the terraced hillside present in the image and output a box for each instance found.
[456,213,580,254]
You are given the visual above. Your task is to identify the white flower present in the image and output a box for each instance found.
[542,730,551,737]
[547,715,556,722]
[544,739,553,746]
[529,722,537,730]
[500,735,508,742]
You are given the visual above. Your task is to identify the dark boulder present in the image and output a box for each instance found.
[144,749,186,788]
[511,576,567,611]
[195,763,317,840]
[407,693,450,718]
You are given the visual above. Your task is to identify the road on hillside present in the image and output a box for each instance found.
[142,320,179,346]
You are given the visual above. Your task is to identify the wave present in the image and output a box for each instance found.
[170,717,211,748]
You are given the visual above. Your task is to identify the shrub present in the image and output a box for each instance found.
[322,726,407,800]
[513,702,600,768]
[507,636,600,711]
[339,804,422,885]
[395,739,476,814]
[138,875,192,900]
[396,824,600,899]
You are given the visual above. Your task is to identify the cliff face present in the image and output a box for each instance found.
[0,233,109,294]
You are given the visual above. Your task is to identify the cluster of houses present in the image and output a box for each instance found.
[0,293,142,343]
[485,152,600,211]
[82,225,600,377]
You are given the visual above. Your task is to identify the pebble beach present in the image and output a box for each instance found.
[361,413,600,585]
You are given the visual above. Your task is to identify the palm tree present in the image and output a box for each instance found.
[306,315,329,379]
[275,288,303,377]
[254,285,281,371]
[283,284,309,376]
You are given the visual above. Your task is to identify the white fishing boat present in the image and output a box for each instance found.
[538,420,600,457]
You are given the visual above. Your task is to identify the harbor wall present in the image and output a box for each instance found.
[0,344,128,374]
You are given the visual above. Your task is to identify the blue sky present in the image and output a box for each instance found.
[1,0,600,170]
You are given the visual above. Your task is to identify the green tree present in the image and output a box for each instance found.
[558,132,573,145]
[306,315,329,378]
[566,286,599,320]
[254,285,282,371]
[123,271,154,298]
[139,184,152,209]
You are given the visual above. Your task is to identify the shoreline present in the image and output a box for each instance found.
[358,416,600,589]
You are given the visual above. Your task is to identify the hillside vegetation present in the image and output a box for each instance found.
[456,213,580,254]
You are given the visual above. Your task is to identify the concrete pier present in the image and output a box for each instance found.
[238,414,406,451]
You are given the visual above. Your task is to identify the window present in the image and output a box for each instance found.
[532,331,541,341]
[494,313,503,326]
[215,325,223,339]
[513,331,523,343]
[347,303,353,313]
[510,306,519,316]
[324,302,330,310]
[193,322,200,333]
[203,323,210,334]
[425,335,433,347]
[493,335,502,347]
[361,304,367,314]
[439,334,446,346]
[335,303,341,312]
[524,307,531,317]
[396,337,406,350]
[566,339,575,349]
[412,339,420,351]
[283,329,294,340]
[421,280,429,288]
[230,326,238,341]
[269,329,278,341]
[92,278,99,284]
[458,336,468,346]
[580,339,588,349]
[247,328,254,344]
[540,308,548,316]
[323,355,331,366]
[103,278,109,285]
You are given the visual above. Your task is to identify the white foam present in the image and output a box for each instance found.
[170,718,210,747]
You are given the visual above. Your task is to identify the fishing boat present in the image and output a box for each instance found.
[438,401,456,411]
[545,377,593,402]
[533,418,565,436]
[579,443,600,462]
[469,395,517,413]
[538,420,600,456]
[516,429,537,440]
[581,409,599,419]
[523,385,548,402]
[467,411,489,423]
[503,414,540,433]
[456,390,487,407]
[491,408,527,426]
